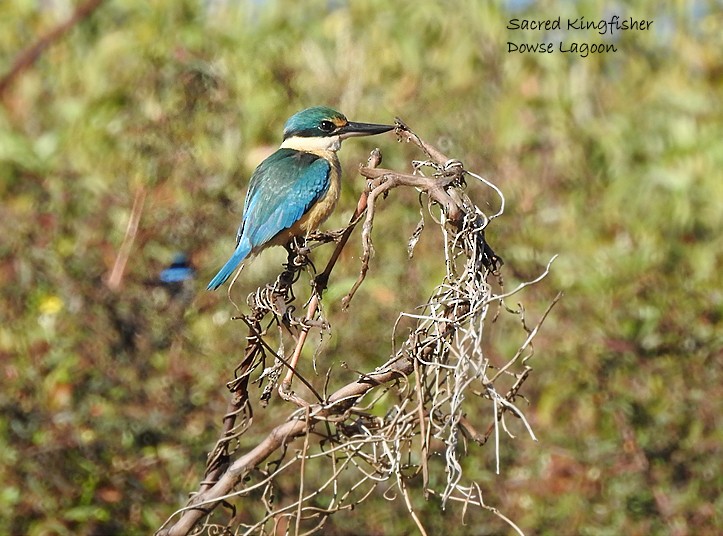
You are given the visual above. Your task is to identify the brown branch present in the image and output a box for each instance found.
[156,356,415,536]
[316,148,383,290]
[359,166,463,223]
[0,0,105,101]
[342,140,464,307]
[106,187,146,291]
[278,292,320,403]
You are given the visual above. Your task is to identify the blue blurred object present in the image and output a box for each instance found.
[160,253,196,284]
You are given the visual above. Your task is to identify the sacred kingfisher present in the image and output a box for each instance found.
[207,106,393,290]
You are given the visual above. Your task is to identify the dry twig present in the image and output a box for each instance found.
[0,0,106,102]
[156,121,557,536]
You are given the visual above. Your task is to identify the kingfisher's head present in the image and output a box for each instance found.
[280,106,393,152]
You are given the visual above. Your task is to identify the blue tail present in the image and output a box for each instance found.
[207,241,252,290]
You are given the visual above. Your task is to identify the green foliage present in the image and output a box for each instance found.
[1,0,721,534]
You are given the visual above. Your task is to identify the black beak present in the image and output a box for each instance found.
[338,121,394,139]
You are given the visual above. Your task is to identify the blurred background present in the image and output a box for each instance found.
[1,0,720,534]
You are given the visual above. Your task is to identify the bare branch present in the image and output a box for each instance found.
[0,0,105,102]
[106,187,146,291]
[157,357,416,536]
[157,121,555,536]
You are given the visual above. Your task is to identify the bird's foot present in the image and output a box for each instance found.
[283,239,314,271]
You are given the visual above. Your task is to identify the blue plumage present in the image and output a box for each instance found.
[206,239,252,290]
[160,253,195,284]
[242,150,331,247]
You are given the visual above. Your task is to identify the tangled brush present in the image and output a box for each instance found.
[157,120,558,536]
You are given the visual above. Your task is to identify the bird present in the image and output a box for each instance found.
[157,252,196,301]
[207,106,393,290]
[160,253,196,285]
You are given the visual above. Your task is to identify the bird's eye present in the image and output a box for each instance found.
[319,120,335,133]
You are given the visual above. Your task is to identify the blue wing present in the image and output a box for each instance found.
[207,149,331,290]
[240,149,331,247]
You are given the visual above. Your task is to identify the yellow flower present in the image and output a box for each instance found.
[39,295,64,315]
